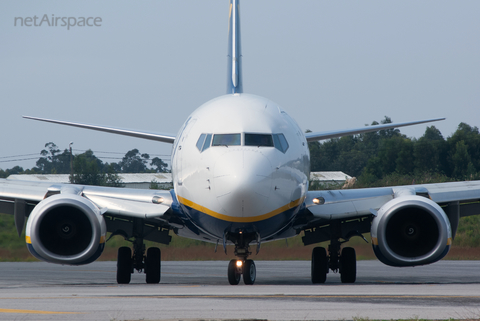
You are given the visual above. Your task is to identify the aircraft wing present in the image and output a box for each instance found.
[298,181,480,245]
[304,180,480,219]
[23,116,176,144]
[0,178,180,240]
[305,118,445,142]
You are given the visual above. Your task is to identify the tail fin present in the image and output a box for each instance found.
[226,0,243,94]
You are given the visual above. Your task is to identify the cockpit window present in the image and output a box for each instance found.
[212,134,241,146]
[198,132,288,152]
[196,133,213,152]
[245,133,274,147]
[196,134,206,151]
[202,134,212,151]
[273,133,289,153]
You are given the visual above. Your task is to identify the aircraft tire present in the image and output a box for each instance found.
[228,259,241,285]
[243,259,256,285]
[311,247,328,284]
[117,247,132,284]
[340,247,356,283]
[145,247,161,284]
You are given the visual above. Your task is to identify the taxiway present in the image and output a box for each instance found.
[1,260,479,320]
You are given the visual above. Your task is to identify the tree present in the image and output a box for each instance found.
[378,116,401,139]
[0,166,24,178]
[451,141,472,179]
[35,142,71,174]
[395,139,414,175]
[118,149,149,173]
[414,126,447,175]
[70,150,104,185]
[104,164,124,187]
[447,123,480,176]
[151,157,168,173]
[69,150,122,187]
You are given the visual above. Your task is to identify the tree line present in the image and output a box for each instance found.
[2,118,479,188]
[309,117,480,187]
[0,143,168,187]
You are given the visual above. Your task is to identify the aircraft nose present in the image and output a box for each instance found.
[213,150,273,218]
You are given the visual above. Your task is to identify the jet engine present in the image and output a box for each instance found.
[25,194,106,265]
[371,195,452,267]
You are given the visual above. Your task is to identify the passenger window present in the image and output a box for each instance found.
[245,133,274,147]
[212,134,241,146]
[273,133,289,153]
[196,134,206,151]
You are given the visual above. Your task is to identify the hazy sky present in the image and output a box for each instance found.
[1,1,479,170]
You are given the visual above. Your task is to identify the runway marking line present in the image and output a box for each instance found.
[1,295,480,301]
[0,308,81,314]
[104,294,480,300]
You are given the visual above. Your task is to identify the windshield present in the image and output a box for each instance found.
[245,133,274,147]
[212,133,241,146]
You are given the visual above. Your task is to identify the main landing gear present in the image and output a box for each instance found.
[310,221,358,284]
[115,219,162,284]
[116,242,161,284]
[311,245,356,284]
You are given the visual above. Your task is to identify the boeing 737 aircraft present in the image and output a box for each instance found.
[1,0,480,285]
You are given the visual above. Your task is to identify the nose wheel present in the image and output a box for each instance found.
[227,259,256,285]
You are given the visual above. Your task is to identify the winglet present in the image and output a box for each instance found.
[226,0,243,94]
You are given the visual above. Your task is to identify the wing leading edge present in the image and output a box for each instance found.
[23,116,176,144]
[0,178,180,238]
[305,118,445,142]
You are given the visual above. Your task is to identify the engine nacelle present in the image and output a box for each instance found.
[25,194,106,265]
[371,195,452,267]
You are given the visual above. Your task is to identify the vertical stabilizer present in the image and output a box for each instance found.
[226,0,243,94]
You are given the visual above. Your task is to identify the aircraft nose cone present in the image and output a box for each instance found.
[213,150,272,218]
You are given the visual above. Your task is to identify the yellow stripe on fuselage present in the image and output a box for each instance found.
[177,195,304,223]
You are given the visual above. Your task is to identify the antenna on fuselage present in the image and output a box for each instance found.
[226,0,243,94]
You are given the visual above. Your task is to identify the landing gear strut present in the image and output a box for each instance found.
[310,221,357,284]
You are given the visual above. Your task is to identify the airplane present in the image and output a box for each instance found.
[1,0,480,285]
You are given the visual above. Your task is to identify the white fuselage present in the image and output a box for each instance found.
[171,93,310,241]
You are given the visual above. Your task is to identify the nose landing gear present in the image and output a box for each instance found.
[228,259,257,285]
[226,232,258,285]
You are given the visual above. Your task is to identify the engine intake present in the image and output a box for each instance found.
[25,194,106,265]
[371,195,451,267]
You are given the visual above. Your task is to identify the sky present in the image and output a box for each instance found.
[1,1,479,170]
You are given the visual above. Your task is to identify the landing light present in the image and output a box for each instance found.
[152,196,164,204]
[313,197,325,205]
[236,260,243,267]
